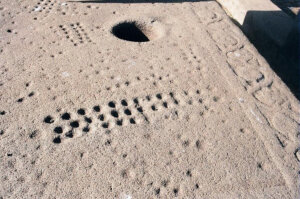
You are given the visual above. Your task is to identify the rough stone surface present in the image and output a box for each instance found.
[0,0,299,198]
[217,0,295,46]
[216,0,280,23]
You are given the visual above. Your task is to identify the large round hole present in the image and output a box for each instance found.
[111,20,163,42]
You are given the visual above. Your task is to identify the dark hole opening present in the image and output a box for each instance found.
[84,117,92,123]
[163,102,168,108]
[108,101,116,108]
[129,118,136,124]
[83,126,90,133]
[156,93,162,99]
[155,188,160,195]
[54,126,63,134]
[137,107,143,113]
[133,98,139,104]
[53,136,61,144]
[70,121,79,128]
[111,21,149,42]
[116,119,123,126]
[61,112,71,120]
[173,188,178,196]
[124,109,132,115]
[111,110,119,118]
[151,105,157,111]
[93,105,100,112]
[102,122,109,129]
[77,108,86,115]
[121,99,128,106]
[66,130,73,138]
[98,114,105,121]
[44,115,54,124]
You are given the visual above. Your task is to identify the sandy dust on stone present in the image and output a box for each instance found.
[0,0,299,198]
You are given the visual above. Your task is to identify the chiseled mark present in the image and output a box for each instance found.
[275,134,287,148]
[256,73,265,83]
[295,148,300,162]
[226,61,238,76]
[250,109,262,124]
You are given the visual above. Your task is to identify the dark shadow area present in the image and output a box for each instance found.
[243,10,299,100]
[112,21,149,42]
[271,0,300,18]
[70,0,210,3]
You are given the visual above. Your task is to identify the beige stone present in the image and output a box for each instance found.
[0,0,299,198]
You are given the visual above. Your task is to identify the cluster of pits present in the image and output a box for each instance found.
[103,73,173,91]
[43,89,215,144]
[30,0,76,19]
[58,23,92,46]
[31,0,56,13]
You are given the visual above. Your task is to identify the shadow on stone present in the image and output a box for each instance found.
[243,10,299,100]
[271,0,300,17]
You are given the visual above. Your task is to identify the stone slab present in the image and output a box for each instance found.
[0,0,299,198]
[216,0,296,47]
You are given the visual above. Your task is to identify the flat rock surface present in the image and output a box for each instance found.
[0,1,299,198]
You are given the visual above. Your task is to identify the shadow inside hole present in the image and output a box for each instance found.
[84,117,92,123]
[70,121,80,128]
[66,130,74,138]
[111,21,150,42]
[54,126,63,134]
[61,112,71,120]
[102,122,109,128]
[116,119,123,126]
[130,118,136,124]
[98,114,105,121]
[137,107,143,112]
[53,136,61,144]
[83,126,90,132]
[151,105,157,111]
[93,105,101,112]
[77,109,86,115]
[44,115,54,123]
[111,110,119,118]
[108,101,116,108]
[124,109,132,115]
[121,99,128,106]
[163,101,168,108]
